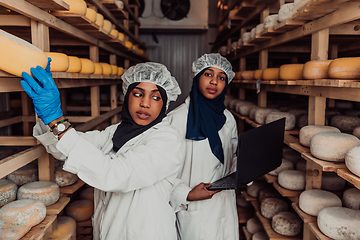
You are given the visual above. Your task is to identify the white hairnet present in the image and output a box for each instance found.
[121,62,181,109]
[192,53,235,83]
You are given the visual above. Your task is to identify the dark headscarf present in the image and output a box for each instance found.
[186,68,228,163]
[112,82,168,152]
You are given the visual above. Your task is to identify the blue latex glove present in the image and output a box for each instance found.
[21,57,63,125]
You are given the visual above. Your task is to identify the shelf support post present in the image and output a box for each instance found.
[109,54,118,124]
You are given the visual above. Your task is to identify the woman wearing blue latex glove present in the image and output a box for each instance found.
[21,62,185,240]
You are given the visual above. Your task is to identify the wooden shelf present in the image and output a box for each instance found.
[301,152,346,172]
[292,0,348,21]
[101,0,126,19]
[274,20,307,32]
[284,134,310,154]
[121,0,140,25]
[260,27,283,36]
[26,0,69,11]
[60,179,85,194]
[245,118,261,128]
[273,181,303,198]
[242,226,252,240]
[264,174,277,183]
[337,168,360,190]
[21,214,57,240]
[249,34,273,43]
[46,196,70,215]
[292,202,317,223]
[308,222,332,240]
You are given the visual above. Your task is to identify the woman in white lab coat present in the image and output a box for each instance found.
[168,53,239,240]
[21,61,183,240]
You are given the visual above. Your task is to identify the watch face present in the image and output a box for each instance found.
[57,123,66,131]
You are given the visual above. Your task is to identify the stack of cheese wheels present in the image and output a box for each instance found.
[278,3,295,22]
[79,58,95,74]
[0,30,48,76]
[254,69,263,80]
[252,232,268,240]
[95,13,104,27]
[124,41,133,50]
[342,188,360,209]
[17,181,60,206]
[330,115,360,132]
[303,60,332,79]
[45,52,69,72]
[79,187,94,202]
[238,103,257,116]
[85,7,97,22]
[61,0,87,14]
[246,217,264,234]
[321,172,345,191]
[7,164,38,186]
[262,68,280,80]
[299,125,340,147]
[0,199,46,239]
[111,65,118,75]
[260,198,288,219]
[299,189,342,216]
[264,14,279,28]
[93,62,103,75]
[110,29,119,39]
[345,146,360,177]
[279,64,304,80]
[265,112,296,130]
[247,180,268,198]
[0,179,17,207]
[272,211,302,236]
[235,71,242,80]
[55,167,78,187]
[268,158,294,176]
[100,63,112,75]
[328,57,360,79]
[118,67,124,76]
[254,108,280,125]
[66,199,94,221]
[310,132,360,162]
[318,207,360,239]
[49,216,77,239]
[258,187,282,203]
[66,56,82,73]
[278,170,306,191]
[102,20,112,33]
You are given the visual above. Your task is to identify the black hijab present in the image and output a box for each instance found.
[112,82,168,152]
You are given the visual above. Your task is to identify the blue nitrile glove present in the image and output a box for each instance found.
[21,57,63,125]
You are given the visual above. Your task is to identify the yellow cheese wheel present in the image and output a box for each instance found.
[279,64,304,80]
[93,62,103,75]
[99,63,112,75]
[49,216,76,239]
[85,8,97,22]
[241,71,254,80]
[111,65,118,75]
[110,29,119,39]
[0,30,47,77]
[66,199,94,221]
[328,57,360,79]
[66,56,82,73]
[79,187,94,202]
[17,181,60,206]
[234,71,242,80]
[254,69,263,80]
[95,13,104,27]
[7,163,38,186]
[79,58,95,74]
[124,41,133,49]
[118,32,125,42]
[45,52,69,72]
[62,0,87,15]
[303,60,332,79]
[262,68,280,80]
[103,20,112,33]
[117,67,124,76]
[0,179,17,207]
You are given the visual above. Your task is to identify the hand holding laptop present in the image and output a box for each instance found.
[187,182,221,201]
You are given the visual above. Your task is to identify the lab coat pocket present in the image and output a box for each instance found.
[176,208,204,240]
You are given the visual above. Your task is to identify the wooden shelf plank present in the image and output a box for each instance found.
[21,214,57,240]
[273,181,302,197]
[245,118,261,128]
[274,19,308,32]
[264,174,277,183]
[284,134,310,153]
[101,0,127,19]
[60,179,85,194]
[46,196,70,215]
[237,205,255,223]
[292,202,317,223]
[260,27,284,36]
[51,12,91,25]
[242,226,252,240]
[337,168,360,190]
[249,34,273,43]
[26,0,69,10]
[251,200,260,213]
[229,109,249,120]
[301,152,346,172]
[292,0,348,21]
[0,136,38,146]
[308,222,332,240]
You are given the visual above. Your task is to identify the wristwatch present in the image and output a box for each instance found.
[52,122,72,136]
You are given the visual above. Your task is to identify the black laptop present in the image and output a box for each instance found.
[207,117,285,190]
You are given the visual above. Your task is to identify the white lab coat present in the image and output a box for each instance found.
[168,97,239,240]
[33,118,184,240]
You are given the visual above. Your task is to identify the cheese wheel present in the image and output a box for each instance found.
[268,159,294,176]
[93,62,103,75]
[238,103,256,116]
[80,187,94,202]
[66,199,94,221]
[278,3,296,22]
[262,68,280,80]
[246,217,263,234]
[310,132,360,162]
[256,23,264,35]
[242,32,251,43]
[241,71,254,80]
[258,187,282,203]
[79,58,95,74]
[229,99,242,109]
[278,170,306,191]
[272,211,302,236]
[250,28,256,39]
[0,220,30,240]
[288,109,307,120]
[247,180,268,198]
[0,179,17,207]
[110,65,118,75]
[45,52,69,72]
[328,57,360,79]
[117,67,124,76]
[279,64,304,80]
[124,41,133,49]
[102,20,112,33]
[249,106,261,120]
[50,216,76,239]
[299,189,341,216]
[18,181,60,206]
[260,198,288,219]
[252,232,268,240]
[294,0,311,9]
[99,63,112,75]
[55,168,78,187]
[235,71,242,80]
[95,13,104,27]
[66,56,82,73]
[318,207,360,239]
[321,172,345,191]
[61,0,87,15]
[264,14,279,28]
[254,69,263,80]
[0,30,47,77]
[346,146,360,177]
[303,60,332,79]
[118,32,125,42]
[85,7,97,22]
[342,188,360,210]
[236,194,251,207]
[234,100,247,111]
[110,29,119,39]
[330,115,360,132]
[299,125,340,147]
[265,112,296,130]
[7,164,38,186]
[254,108,280,125]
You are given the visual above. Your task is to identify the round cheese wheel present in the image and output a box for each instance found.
[124,41,133,50]
[260,197,288,219]
[110,65,118,75]
[0,221,30,240]
[254,69,263,80]
[278,170,306,191]
[265,112,296,130]
[66,56,82,73]
[310,132,360,162]
[79,58,95,74]
[95,13,104,27]
[50,216,76,239]
[318,207,360,239]
[256,23,264,35]
[102,20,112,33]
[0,30,47,77]
[278,3,296,22]
[321,172,345,191]
[7,164,38,186]
[93,62,103,75]
[279,64,304,80]
[55,168,78,187]
[99,63,112,75]
[234,100,248,111]
[262,68,280,80]
[110,29,119,39]
[272,211,302,236]
[246,217,263,234]
[18,181,60,206]
[249,106,261,120]
[0,179,17,207]
[62,0,87,14]
[345,146,360,177]
[79,187,94,202]
[254,108,280,125]
[288,109,307,121]
[342,188,360,210]
[299,189,341,216]
[303,60,332,79]
[118,32,125,42]
[117,67,124,76]
[241,71,255,80]
[268,158,294,176]
[252,232,268,240]
[299,125,340,147]
[242,32,251,43]
[330,115,360,132]
[85,7,97,22]
[328,57,360,79]
[66,199,94,221]
[258,187,282,203]
[247,180,268,198]
[294,0,310,9]
[264,14,279,28]
[295,159,306,172]
[250,28,256,39]
[235,71,242,80]
[45,52,69,72]
[238,103,257,116]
